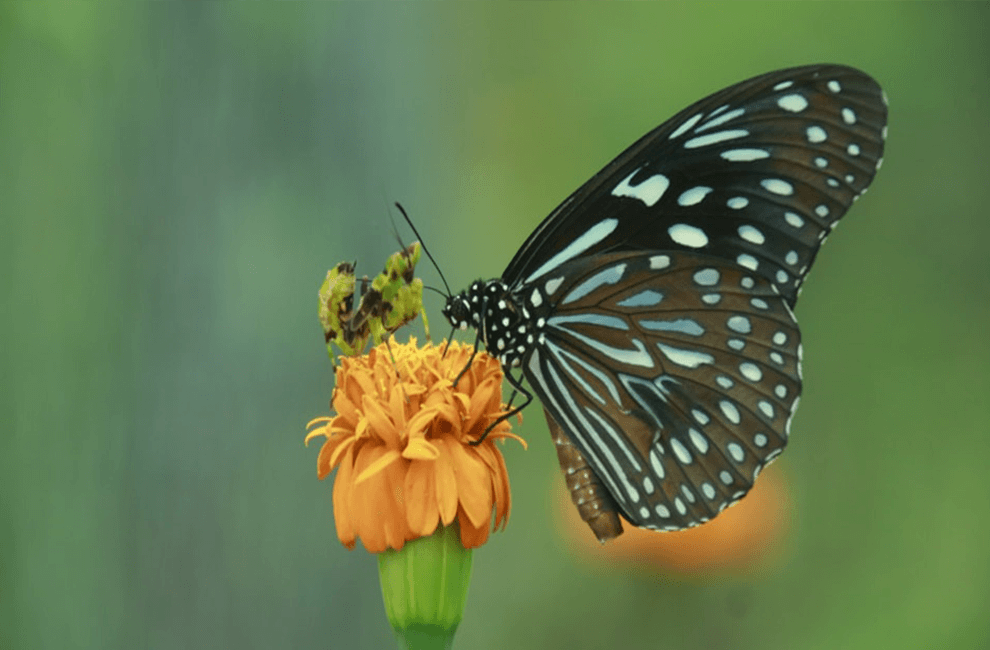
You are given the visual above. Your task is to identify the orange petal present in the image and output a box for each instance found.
[434,438,459,525]
[355,448,402,484]
[361,394,399,445]
[450,444,492,529]
[404,460,440,537]
[332,445,357,549]
[457,506,490,549]
[327,434,357,471]
[379,459,412,552]
[350,445,391,552]
[406,407,439,439]
[402,436,440,461]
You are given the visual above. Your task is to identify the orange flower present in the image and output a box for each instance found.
[306,338,525,553]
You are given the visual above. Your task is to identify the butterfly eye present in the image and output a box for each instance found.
[450,64,886,539]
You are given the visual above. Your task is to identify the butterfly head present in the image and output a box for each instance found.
[441,283,482,331]
[442,279,540,368]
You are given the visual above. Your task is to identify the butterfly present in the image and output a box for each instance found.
[441,64,887,541]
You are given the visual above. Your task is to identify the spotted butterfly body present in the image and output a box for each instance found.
[442,65,887,541]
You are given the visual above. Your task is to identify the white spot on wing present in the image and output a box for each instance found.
[777,93,808,112]
[656,342,714,369]
[524,218,619,284]
[738,225,765,245]
[677,186,713,206]
[695,107,745,132]
[684,129,748,149]
[693,268,719,286]
[721,148,770,162]
[668,224,709,248]
[544,277,564,295]
[612,170,671,207]
[640,318,705,336]
[668,112,704,140]
[727,315,752,334]
[737,254,759,271]
[719,400,741,425]
[551,320,655,368]
[649,255,670,270]
[688,429,709,454]
[671,438,692,465]
[761,178,794,196]
[562,263,627,304]
[616,289,663,308]
[649,448,666,480]
[739,362,762,382]
[806,126,827,143]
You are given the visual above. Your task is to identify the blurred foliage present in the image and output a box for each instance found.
[1,3,988,650]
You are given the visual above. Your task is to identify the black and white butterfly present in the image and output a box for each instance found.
[441,64,887,541]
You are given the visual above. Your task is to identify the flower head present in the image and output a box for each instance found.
[306,337,524,553]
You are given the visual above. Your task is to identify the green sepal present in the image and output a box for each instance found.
[378,523,472,649]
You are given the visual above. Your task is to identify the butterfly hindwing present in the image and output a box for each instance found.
[520,250,800,530]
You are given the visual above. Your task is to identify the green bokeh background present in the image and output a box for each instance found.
[2,4,988,650]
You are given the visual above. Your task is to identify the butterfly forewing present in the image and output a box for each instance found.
[521,251,800,530]
[501,64,887,307]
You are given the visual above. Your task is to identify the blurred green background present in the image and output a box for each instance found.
[2,4,988,649]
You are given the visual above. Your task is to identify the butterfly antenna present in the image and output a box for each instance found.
[422,284,449,299]
[394,202,452,297]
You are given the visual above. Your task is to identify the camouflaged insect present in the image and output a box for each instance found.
[319,242,429,363]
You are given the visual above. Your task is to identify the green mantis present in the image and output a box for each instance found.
[319,242,430,363]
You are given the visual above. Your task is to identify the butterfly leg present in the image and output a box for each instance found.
[468,368,533,446]
[452,327,484,387]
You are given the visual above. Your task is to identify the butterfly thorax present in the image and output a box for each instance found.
[442,279,548,368]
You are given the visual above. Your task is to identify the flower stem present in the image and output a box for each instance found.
[393,624,455,650]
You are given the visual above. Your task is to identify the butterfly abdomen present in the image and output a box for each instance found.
[546,409,624,543]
